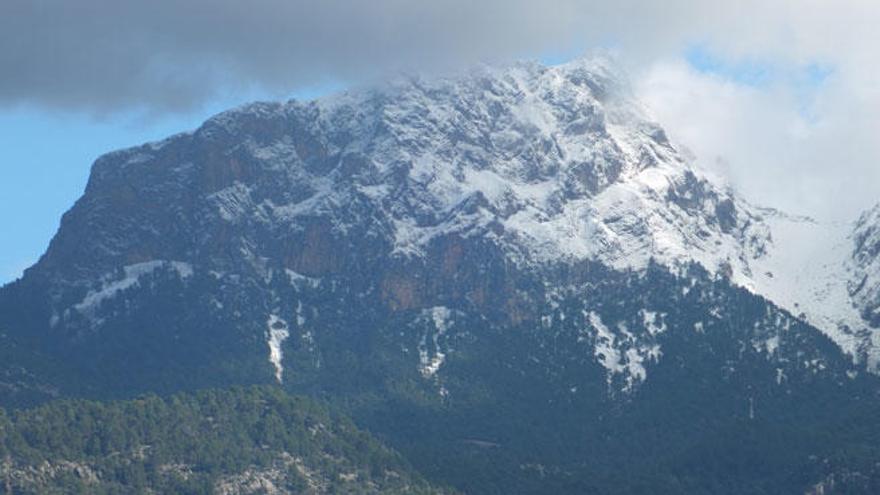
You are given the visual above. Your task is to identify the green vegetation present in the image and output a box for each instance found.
[0,386,448,494]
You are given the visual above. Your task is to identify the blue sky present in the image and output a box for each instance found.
[683,44,833,118]
[0,100,264,284]
[0,108,198,283]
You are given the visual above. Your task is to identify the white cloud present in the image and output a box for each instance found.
[634,55,880,220]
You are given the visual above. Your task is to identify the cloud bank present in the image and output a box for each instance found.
[2,0,879,218]
[4,0,869,112]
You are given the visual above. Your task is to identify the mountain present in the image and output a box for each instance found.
[2,57,880,493]
[0,386,450,494]
[852,204,880,328]
[10,57,879,367]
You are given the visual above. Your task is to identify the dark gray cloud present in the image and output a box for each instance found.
[0,0,776,113]
[2,1,874,115]
[0,0,592,113]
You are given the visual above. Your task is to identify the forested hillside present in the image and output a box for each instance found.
[0,386,449,494]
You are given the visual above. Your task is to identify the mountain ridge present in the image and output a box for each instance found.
[2,56,880,493]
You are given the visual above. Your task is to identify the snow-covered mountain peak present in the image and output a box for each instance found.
[26,57,880,371]
[168,57,715,265]
[200,55,666,181]
[41,57,771,290]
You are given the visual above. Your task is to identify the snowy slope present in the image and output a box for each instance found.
[746,214,872,360]
[204,57,773,275]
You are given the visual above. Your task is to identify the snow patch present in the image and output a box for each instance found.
[266,315,290,383]
[418,306,453,379]
[641,310,667,336]
[73,261,193,317]
[295,300,306,327]
[286,269,321,289]
[585,311,661,394]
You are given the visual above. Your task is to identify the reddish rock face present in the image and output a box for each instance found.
[285,221,345,277]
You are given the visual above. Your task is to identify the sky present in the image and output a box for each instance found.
[2,0,880,284]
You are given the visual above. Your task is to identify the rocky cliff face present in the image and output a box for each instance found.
[24,59,764,328]
[33,59,735,279]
